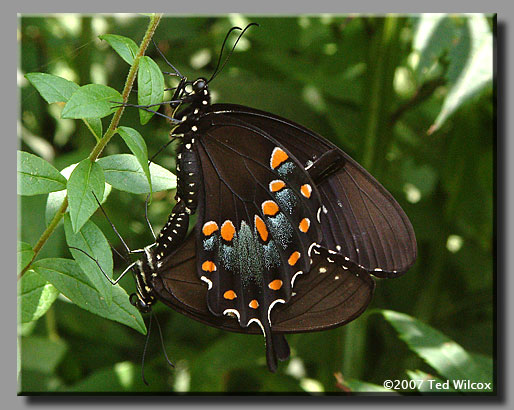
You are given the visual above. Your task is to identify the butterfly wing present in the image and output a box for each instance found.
[192,115,326,370]
[209,104,417,277]
[154,233,375,333]
[152,102,414,371]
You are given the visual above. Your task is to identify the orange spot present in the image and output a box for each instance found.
[202,221,218,236]
[221,220,236,242]
[268,279,283,290]
[223,290,237,300]
[255,215,269,242]
[288,251,301,266]
[249,299,259,309]
[299,218,310,233]
[262,200,279,216]
[269,180,286,192]
[301,184,312,198]
[271,147,289,169]
[202,261,216,272]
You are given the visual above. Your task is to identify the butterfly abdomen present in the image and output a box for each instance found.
[176,136,201,214]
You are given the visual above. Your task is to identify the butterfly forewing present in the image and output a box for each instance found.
[207,104,417,276]
[194,119,324,339]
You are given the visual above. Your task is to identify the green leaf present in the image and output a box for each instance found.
[406,369,457,393]
[45,189,67,226]
[63,362,156,392]
[63,214,113,305]
[430,15,493,132]
[97,154,176,194]
[116,126,152,193]
[67,159,105,232]
[470,353,494,384]
[20,336,67,374]
[18,241,34,273]
[33,258,146,334]
[18,269,59,324]
[61,84,122,119]
[44,163,77,226]
[25,72,79,104]
[99,34,139,65]
[83,117,103,141]
[45,163,111,226]
[381,310,493,391]
[412,14,457,82]
[17,151,67,195]
[137,56,164,125]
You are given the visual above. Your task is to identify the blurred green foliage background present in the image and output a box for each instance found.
[18,14,494,393]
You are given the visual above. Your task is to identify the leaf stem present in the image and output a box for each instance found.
[18,14,163,280]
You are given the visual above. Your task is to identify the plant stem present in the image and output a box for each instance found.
[361,15,402,175]
[88,13,162,162]
[342,15,404,379]
[341,316,367,379]
[18,14,163,280]
[45,306,60,342]
[18,196,68,279]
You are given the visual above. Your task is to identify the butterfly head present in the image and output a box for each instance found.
[186,77,210,107]
[192,77,208,94]
[173,77,211,124]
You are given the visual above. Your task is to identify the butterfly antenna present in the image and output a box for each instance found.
[141,314,152,386]
[152,38,184,79]
[153,312,175,368]
[207,25,242,83]
[92,192,133,257]
[207,22,259,84]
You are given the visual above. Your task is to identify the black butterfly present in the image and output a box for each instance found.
[124,25,416,372]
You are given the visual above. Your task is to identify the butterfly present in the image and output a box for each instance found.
[125,25,416,372]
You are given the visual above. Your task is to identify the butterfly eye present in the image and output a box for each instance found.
[193,78,207,92]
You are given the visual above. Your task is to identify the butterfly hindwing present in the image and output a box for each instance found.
[153,233,375,333]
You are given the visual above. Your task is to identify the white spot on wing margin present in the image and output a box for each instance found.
[223,309,241,324]
[200,276,212,290]
[248,318,266,337]
[291,270,304,287]
[268,299,286,326]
